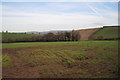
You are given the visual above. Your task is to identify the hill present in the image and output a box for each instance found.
[89,26,120,40]
[2,26,119,43]
[76,28,101,41]
[27,30,70,34]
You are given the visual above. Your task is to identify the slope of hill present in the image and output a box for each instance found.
[89,26,120,40]
[2,26,119,43]
[76,28,101,41]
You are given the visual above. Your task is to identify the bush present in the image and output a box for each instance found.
[97,35,104,40]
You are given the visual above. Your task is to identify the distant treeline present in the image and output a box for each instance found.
[2,30,81,43]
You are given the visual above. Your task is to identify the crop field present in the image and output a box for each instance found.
[2,41,118,78]
[89,26,120,40]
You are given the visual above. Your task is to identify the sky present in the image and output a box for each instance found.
[1,1,118,32]
[1,0,119,2]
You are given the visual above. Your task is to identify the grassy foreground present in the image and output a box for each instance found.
[2,41,118,78]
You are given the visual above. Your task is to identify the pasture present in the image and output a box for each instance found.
[89,26,120,40]
[2,33,42,43]
[2,41,118,78]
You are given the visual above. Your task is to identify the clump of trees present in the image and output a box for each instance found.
[2,30,81,43]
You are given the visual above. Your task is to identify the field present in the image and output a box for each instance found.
[2,41,118,78]
[77,28,100,40]
[2,33,42,43]
[89,26,120,40]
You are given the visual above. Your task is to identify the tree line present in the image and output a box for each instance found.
[2,30,81,43]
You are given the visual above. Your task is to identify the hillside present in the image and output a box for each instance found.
[76,28,101,41]
[2,26,119,43]
[89,26,120,40]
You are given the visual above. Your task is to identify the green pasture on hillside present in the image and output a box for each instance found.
[89,26,120,40]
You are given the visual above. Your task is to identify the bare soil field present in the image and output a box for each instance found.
[2,41,118,78]
[77,28,101,40]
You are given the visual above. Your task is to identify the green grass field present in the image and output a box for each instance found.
[2,41,118,49]
[2,41,118,78]
[2,33,42,42]
[89,26,120,40]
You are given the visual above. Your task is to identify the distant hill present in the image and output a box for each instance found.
[26,30,70,34]
[2,26,119,43]
[89,26,120,40]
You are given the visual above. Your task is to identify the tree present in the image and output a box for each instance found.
[44,32,55,41]
[60,32,66,41]
[6,30,8,33]
[71,30,75,41]
[73,31,81,41]
[56,32,60,41]
[65,32,71,41]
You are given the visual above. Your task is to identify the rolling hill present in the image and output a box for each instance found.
[89,26,120,40]
[1,26,119,43]
[76,28,101,41]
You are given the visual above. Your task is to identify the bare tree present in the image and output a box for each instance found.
[73,31,81,41]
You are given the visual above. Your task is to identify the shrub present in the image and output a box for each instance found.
[97,35,104,40]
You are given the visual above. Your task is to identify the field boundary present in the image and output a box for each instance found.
[88,27,103,40]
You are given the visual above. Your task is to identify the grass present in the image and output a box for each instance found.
[2,33,42,42]
[87,45,118,65]
[2,40,118,48]
[14,40,118,64]
[74,48,88,60]
[16,49,75,66]
[2,54,12,67]
[89,26,120,40]
[2,41,119,78]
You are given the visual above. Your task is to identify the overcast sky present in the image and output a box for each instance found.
[1,1,118,32]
